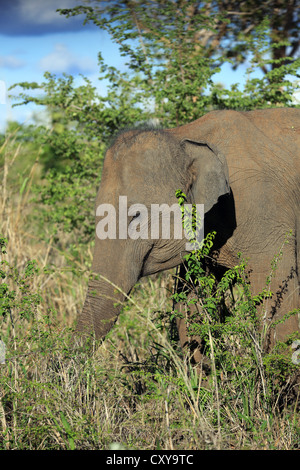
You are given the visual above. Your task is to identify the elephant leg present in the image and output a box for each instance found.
[250,252,300,350]
[174,265,211,372]
[268,269,299,348]
[175,306,206,365]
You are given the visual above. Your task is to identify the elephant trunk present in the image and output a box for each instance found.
[76,277,123,339]
[76,239,141,340]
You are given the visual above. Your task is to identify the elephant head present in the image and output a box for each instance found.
[77,128,232,340]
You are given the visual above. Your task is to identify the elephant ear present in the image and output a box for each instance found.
[183,139,230,213]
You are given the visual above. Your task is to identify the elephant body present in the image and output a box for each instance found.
[78,108,300,351]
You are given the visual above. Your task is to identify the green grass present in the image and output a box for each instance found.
[1,258,299,450]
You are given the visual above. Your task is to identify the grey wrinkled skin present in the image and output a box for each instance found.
[77,108,300,360]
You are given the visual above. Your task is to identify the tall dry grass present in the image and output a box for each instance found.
[0,131,299,450]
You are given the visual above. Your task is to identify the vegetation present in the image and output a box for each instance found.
[1,0,299,450]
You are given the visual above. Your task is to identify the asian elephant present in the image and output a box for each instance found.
[77,108,300,357]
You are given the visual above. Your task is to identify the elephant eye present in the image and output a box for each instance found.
[130,211,140,221]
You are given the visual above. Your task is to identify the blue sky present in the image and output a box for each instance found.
[0,0,261,133]
[0,0,122,131]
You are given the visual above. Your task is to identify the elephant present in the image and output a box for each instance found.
[77,108,300,359]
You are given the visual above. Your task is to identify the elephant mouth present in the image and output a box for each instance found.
[141,240,186,277]
[140,244,155,277]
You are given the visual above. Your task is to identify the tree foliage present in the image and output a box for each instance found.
[60,1,300,69]
[59,0,300,123]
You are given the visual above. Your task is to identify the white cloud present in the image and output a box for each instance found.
[19,0,79,25]
[0,55,26,69]
[0,0,95,36]
[39,43,97,74]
